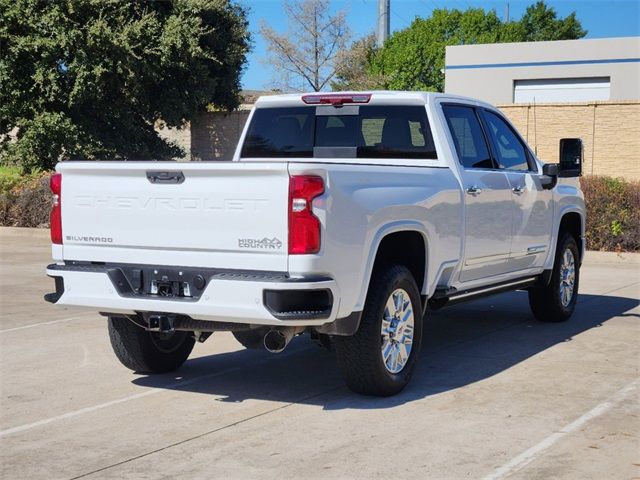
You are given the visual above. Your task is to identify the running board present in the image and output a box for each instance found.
[430,276,539,309]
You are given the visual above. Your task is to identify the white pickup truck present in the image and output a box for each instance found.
[46,91,585,396]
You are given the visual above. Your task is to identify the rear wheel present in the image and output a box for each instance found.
[335,265,423,396]
[528,233,580,322]
[108,316,195,373]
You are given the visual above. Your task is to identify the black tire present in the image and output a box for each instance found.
[108,317,195,373]
[335,264,423,396]
[232,328,267,350]
[528,233,580,322]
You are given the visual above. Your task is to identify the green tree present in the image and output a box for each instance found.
[358,1,586,93]
[519,1,586,41]
[0,0,250,172]
[369,8,507,92]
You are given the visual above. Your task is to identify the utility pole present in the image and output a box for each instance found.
[377,0,390,47]
[504,2,510,22]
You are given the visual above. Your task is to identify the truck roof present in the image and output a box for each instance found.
[253,91,495,109]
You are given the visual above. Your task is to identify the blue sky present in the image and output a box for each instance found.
[238,0,640,90]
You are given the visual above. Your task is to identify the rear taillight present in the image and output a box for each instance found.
[50,173,62,244]
[288,175,324,254]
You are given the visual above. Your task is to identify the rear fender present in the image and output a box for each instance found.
[355,221,430,311]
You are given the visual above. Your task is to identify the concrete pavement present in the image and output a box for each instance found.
[1,227,638,479]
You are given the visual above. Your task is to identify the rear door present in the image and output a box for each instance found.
[58,162,290,271]
[442,104,513,283]
[480,109,553,270]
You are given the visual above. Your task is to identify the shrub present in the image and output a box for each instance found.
[0,168,52,227]
[580,175,640,252]
[0,165,26,194]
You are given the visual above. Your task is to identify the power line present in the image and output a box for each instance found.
[391,9,410,27]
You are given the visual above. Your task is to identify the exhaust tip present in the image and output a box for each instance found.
[263,329,288,353]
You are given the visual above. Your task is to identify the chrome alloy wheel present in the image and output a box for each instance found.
[559,248,576,307]
[381,288,415,374]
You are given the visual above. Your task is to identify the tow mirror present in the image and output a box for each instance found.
[540,163,558,190]
[559,138,582,177]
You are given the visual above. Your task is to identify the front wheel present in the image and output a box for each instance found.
[528,233,580,322]
[108,317,195,373]
[335,264,423,396]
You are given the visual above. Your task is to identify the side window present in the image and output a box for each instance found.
[361,118,384,146]
[483,111,531,171]
[357,106,437,159]
[442,105,494,169]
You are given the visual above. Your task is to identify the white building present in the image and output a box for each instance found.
[445,37,640,104]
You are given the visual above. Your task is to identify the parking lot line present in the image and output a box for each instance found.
[0,317,80,333]
[482,378,640,480]
[0,346,306,438]
[0,365,254,437]
[0,386,165,437]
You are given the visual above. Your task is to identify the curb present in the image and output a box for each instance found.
[584,250,640,265]
[0,226,50,238]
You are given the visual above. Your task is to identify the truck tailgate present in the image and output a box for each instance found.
[57,162,289,271]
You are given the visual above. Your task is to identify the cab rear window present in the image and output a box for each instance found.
[240,106,437,159]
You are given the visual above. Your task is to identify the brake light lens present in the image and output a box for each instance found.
[50,173,62,244]
[289,175,324,254]
[301,93,371,105]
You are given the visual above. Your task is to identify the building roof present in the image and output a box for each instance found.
[446,36,640,71]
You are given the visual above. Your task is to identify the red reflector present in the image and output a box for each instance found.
[50,173,62,244]
[289,175,324,254]
[301,94,371,105]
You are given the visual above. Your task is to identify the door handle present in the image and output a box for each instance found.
[512,185,525,195]
[466,185,483,196]
[146,171,185,184]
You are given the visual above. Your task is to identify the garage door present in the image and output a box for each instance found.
[514,77,610,102]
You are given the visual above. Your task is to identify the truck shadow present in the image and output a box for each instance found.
[132,291,639,410]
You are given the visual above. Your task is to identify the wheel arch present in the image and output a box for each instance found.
[559,212,584,261]
[357,222,430,312]
[544,208,585,273]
